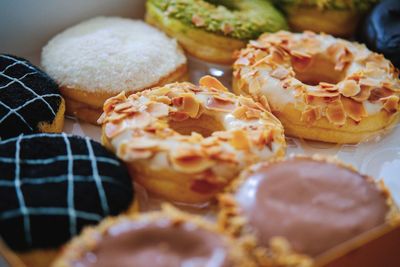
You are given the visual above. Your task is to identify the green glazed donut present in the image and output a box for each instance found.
[146,0,287,64]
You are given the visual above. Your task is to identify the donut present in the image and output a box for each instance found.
[42,17,187,125]
[274,0,377,37]
[0,134,134,267]
[145,0,287,64]
[219,156,399,266]
[98,76,286,204]
[233,31,400,144]
[0,54,65,140]
[52,205,255,267]
[358,0,400,68]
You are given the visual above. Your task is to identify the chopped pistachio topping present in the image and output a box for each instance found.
[274,0,378,10]
[148,0,288,40]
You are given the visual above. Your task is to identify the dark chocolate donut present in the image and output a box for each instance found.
[0,54,64,140]
[0,133,134,251]
[358,0,400,68]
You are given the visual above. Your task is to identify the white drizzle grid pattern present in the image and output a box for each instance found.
[0,133,126,247]
[0,55,61,130]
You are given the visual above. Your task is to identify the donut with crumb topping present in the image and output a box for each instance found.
[98,76,285,204]
[234,31,400,144]
[42,17,187,124]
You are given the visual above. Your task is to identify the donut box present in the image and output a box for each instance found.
[1,0,400,266]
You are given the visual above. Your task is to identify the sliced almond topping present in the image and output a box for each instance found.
[270,67,290,80]
[319,82,337,91]
[232,106,247,119]
[235,57,250,66]
[351,85,372,102]
[114,101,133,112]
[230,129,250,150]
[104,122,125,138]
[338,80,361,97]
[191,14,205,27]
[222,23,233,35]
[291,56,312,71]
[301,106,321,124]
[107,112,127,123]
[326,99,346,125]
[97,112,107,124]
[103,91,127,113]
[257,95,271,112]
[307,90,340,98]
[199,76,229,92]
[369,88,393,102]
[170,149,213,173]
[206,96,236,112]
[291,50,311,59]
[170,111,189,122]
[381,95,400,113]
[124,149,153,161]
[147,102,169,118]
[125,112,152,128]
[341,97,367,122]
[155,96,172,105]
[180,94,200,117]
[126,138,158,150]
[245,108,262,119]
[359,78,380,87]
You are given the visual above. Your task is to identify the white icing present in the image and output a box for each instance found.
[41,17,187,93]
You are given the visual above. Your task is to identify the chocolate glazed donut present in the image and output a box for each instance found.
[358,0,400,68]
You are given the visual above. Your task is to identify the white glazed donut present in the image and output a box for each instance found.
[42,17,187,124]
[233,31,400,144]
[98,76,286,204]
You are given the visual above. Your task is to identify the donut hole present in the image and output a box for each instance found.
[292,54,346,86]
[169,114,225,137]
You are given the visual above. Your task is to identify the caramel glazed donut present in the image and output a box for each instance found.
[234,31,400,144]
[98,76,286,204]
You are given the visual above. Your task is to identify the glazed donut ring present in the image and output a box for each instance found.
[234,31,400,144]
[99,76,285,204]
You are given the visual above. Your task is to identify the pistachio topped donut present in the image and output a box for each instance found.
[234,31,400,144]
[146,0,287,64]
[274,0,378,36]
[98,76,285,204]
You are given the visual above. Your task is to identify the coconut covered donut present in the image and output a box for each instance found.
[42,17,187,124]
[234,31,400,144]
[98,76,285,204]
[146,0,287,64]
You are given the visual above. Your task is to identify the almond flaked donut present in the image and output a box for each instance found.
[233,31,400,144]
[98,76,285,205]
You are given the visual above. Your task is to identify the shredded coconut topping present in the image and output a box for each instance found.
[42,17,187,93]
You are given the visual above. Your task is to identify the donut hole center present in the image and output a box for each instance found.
[292,54,346,86]
[169,114,225,138]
